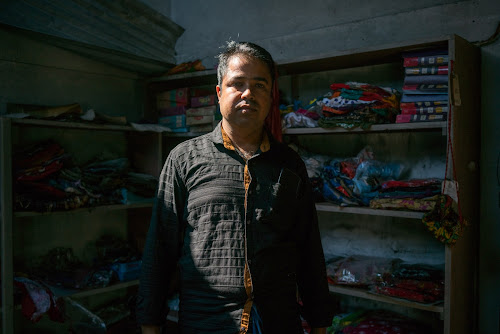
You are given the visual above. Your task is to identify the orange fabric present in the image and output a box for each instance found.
[240,263,253,333]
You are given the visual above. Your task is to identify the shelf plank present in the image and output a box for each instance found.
[329,285,444,313]
[149,69,217,83]
[14,202,153,218]
[9,118,136,131]
[283,122,447,135]
[50,280,139,299]
[315,203,425,219]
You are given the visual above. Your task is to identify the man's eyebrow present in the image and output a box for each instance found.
[253,76,270,83]
[231,75,269,83]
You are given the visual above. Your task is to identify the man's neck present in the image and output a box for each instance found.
[222,119,264,155]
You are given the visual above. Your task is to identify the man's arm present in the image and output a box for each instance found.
[141,325,161,334]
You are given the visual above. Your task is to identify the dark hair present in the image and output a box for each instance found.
[216,41,276,86]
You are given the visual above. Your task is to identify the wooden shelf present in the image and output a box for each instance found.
[8,118,213,136]
[9,118,138,132]
[163,131,211,137]
[14,202,153,218]
[283,122,447,135]
[315,202,425,219]
[329,285,444,314]
[51,280,139,299]
[149,69,217,83]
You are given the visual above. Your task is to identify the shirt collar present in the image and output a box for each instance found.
[218,122,271,154]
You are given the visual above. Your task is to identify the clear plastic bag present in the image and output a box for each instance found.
[64,297,106,334]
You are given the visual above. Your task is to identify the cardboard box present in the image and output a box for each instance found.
[157,88,189,107]
[185,105,216,117]
[191,95,216,107]
[159,114,186,128]
[186,115,214,126]
[158,105,186,117]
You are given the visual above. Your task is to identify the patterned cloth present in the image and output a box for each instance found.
[421,195,467,245]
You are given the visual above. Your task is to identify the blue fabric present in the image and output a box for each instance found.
[249,304,263,334]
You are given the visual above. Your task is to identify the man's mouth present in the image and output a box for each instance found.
[237,102,258,112]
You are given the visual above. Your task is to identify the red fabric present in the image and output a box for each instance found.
[330,83,351,91]
[265,67,282,142]
[16,160,63,182]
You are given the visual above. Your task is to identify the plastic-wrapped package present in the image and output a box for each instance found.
[326,255,400,287]
[13,276,64,323]
[352,160,404,195]
[64,297,107,334]
[372,262,445,303]
[282,111,318,128]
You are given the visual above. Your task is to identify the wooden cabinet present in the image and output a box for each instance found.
[1,119,163,333]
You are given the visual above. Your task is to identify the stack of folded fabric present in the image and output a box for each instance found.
[317,82,400,129]
[397,48,449,123]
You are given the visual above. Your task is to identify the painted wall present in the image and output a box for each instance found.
[165,0,500,332]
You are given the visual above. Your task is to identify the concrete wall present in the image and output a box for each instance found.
[167,0,500,332]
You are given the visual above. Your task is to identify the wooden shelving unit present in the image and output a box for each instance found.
[280,35,480,334]
[1,117,163,333]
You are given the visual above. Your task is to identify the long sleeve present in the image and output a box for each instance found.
[136,151,186,326]
[295,160,334,328]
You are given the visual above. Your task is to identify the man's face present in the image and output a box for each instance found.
[216,55,272,130]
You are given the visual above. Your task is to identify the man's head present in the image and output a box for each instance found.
[216,41,276,132]
[217,41,276,87]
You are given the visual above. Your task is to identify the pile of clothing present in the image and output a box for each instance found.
[13,140,158,212]
[281,82,400,130]
[318,82,401,129]
[301,146,443,211]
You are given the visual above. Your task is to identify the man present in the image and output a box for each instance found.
[137,41,332,334]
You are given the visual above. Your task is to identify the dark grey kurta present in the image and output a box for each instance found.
[137,122,332,333]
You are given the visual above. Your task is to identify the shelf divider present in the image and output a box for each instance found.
[315,202,425,219]
[329,285,444,314]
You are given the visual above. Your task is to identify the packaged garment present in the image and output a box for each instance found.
[326,255,400,287]
[158,114,186,128]
[190,95,216,107]
[156,88,189,107]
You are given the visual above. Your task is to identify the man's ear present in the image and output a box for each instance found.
[216,85,222,99]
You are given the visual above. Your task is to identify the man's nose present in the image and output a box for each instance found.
[241,85,253,99]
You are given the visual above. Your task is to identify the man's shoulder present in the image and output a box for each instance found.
[169,131,216,159]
